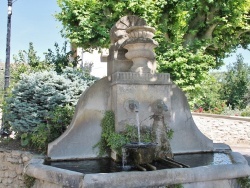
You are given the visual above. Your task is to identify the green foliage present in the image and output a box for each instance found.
[13,42,43,68]
[21,133,32,147]
[220,54,250,109]
[166,128,174,140]
[221,105,242,116]
[96,111,115,156]
[237,176,250,188]
[240,106,250,117]
[188,73,226,113]
[56,0,250,91]
[45,42,79,73]
[56,0,167,49]
[157,46,215,91]
[30,105,74,152]
[97,111,141,156]
[12,42,52,82]
[11,42,79,83]
[166,184,183,188]
[96,111,172,156]
[23,175,36,188]
[3,67,95,134]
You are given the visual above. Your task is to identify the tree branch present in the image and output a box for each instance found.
[164,33,171,42]
[183,14,206,46]
[183,6,220,46]
[201,24,217,40]
[236,30,250,38]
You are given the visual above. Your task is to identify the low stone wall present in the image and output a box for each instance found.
[193,113,250,146]
[0,148,33,187]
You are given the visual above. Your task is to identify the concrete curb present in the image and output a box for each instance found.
[192,112,250,122]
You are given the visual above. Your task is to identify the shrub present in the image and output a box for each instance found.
[221,105,241,116]
[96,111,172,157]
[30,105,74,152]
[45,42,78,73]
[241,106,250,117]
[4,67,95,134]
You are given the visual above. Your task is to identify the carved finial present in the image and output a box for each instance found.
[123,26,158,74]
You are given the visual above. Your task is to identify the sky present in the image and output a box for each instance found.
[0,0,250,71]
[0,0,66,63]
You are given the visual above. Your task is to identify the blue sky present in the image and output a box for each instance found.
[0,0,249,71]
[0,0,66,63]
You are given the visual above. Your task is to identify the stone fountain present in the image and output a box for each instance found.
[24,16,250,188]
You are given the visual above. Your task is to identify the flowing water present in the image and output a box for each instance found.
[122,147,129,169]
[135,112,141,144]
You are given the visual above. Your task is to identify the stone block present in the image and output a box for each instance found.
[6,157,19,164]
[0,171,5,178]
[9,166,17,172]
[7,178,13,184]
[16,165,24,175]
[4,171,9,178]
[0,164,8,171]
[22,155,30,163]
[8,171,17,178]
[11,150,22,158]
[0,153,5,161]
[2,178,8,185]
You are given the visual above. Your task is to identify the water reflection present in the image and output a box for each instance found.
[174,153,232,167]
[47,153,232,174]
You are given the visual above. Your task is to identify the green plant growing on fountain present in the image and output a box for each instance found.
[96,110,173,157]
[167,129,174,139]
[237,176,250,188]
[166,184,183,188]
[23,175,36,188]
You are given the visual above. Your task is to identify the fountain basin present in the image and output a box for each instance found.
[25,151,250,188]
[46,152,232,174]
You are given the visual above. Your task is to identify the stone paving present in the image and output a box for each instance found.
[193,114,250,165]
[193,115,250,145]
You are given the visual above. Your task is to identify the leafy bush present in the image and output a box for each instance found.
[241,106,250,117]
[188,73,225,113]
[237,177,250,188]
[158,45,215,92]
[45,42,78,73]
[221,105,242,116]
[30,105,74,152]
[12,42,52,82]
[11,42,80,85]
[96,111,165,156]
[4,67,95,134]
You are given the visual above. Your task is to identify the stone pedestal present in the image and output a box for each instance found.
[110,72,171,132]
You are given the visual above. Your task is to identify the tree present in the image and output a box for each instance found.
[188,72,225,113]
[13,42,41,67]
[220,54,250,109]
[11,42,80,83]
[12,42,52,82]
[55,0,250,91]
[45,42,79,73]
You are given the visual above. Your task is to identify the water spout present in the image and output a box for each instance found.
[128,100,139,112]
